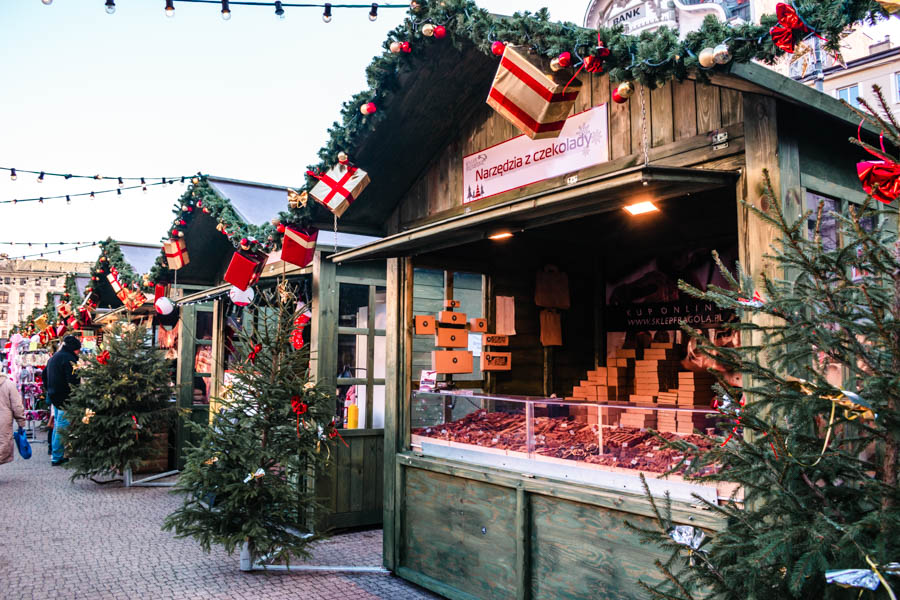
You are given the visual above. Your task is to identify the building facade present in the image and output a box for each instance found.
[0,258,92,340]
[583,0,758,33]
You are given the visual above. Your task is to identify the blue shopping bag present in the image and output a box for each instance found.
[13,426,32,460]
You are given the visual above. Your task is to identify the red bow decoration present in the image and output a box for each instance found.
[564,34,609,93]
[328,417,349,447]
[291,395,308,438]
[96,350,110,365]
[857,125,900,204]
[291,312,311,350]
[248,343,262,364]
[769,3,814,53]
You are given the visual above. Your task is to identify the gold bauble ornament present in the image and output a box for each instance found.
[617,81,634,99]
[549,57,562,72]
[698,47,716,69]
[713,43,732,65]
[390,41,402,53]
[422,23,435,37]
[337,151,349,164]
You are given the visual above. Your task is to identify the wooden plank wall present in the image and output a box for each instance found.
[393,75,747,232]
[315,429,384,530]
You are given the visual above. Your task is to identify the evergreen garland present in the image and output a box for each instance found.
[62,322,175,481]
[303,0,889,187]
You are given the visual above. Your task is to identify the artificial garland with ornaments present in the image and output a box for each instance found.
[303,0,893,177]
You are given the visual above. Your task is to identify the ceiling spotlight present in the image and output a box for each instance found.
[488,231,514,241]
[105,0,116,14]
[369,3,378,21]
[165,0,175,17]
[322,3,332,22]
[623,201,659,216]
[274,0,285,18]
[221,0,231,20]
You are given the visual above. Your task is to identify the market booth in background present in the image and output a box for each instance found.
[145,176,388,530]
[329,46,895,598]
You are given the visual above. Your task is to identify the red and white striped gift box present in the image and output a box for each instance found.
[486,45,582,140]
[309,163,370,218]
[163,238,190,270]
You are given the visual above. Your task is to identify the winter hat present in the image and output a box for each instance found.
[62,335,82,352]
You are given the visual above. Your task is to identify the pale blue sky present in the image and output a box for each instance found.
[0,1,585,264]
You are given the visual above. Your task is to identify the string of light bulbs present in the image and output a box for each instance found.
[0,241,101,246]
[1,175,205,205]
[39,0,408,21]
[2,166,198,185]
[1,242,99,260]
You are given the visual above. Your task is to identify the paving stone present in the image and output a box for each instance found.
[0,453,440,600]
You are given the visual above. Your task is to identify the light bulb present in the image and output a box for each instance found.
[118,176,124,187]
[221,0,231,19]
[369,3,378,21]
[275,0,285,18]
[322,3,332,22]
[9,168,16,181]
[42,0,53,5]
[37,171,45,183]
[105,0,116,14]
[165,0,175,17]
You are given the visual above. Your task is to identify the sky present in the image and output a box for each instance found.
[0,1,894,267]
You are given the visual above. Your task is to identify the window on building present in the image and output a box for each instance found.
[806,191,840,251]
[2,277,7,284]
[337,282,388,428]
[50,278,57,287]
[34,293,41,303]
[19,278,26,286]
[0,311,7,321]
[0,291,7,303]
[837,84,861,108]
[18,292,25,303]
[1,330,6,339]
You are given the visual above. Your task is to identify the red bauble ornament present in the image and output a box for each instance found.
[203,207,210,214]
[491,41,505,56]
[558,52,572,67]
[179,219,187,226]
[612,88,626,104]
[434,25,446,39]
[171,229,179,237]
[364,102,377,115]
[400,41,411,53]
[276,224,286,234]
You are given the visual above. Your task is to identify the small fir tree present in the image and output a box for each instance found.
[62,322,175,480]
[630,88,900,599]
[163,288,337,564]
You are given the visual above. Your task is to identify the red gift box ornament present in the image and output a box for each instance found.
[857,126,900,204]
[769,3,818,53]
[282,226,318,268]
[307,159,370,218]
[487,44,582,140]
[224,243,267,291]
[163,238,190,270]
[57,301,72,319]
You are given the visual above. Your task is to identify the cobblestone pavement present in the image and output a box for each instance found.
[0,449,440,600]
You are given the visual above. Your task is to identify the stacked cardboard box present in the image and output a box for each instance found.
[676,371,717,407]
[655,391,679,432]
[634,343,680,397]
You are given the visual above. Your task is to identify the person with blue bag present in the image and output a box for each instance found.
[1,369,27,467]
[46,335,80,466]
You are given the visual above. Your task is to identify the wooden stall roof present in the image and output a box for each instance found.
[331,165,738,262]
[327,40,869,237]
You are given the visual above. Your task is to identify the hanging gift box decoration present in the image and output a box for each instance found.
[106,267,127,301]
[55,322,67,339]
[34,314,49,332]
[308,161,370,218]
[77,305,93,327]
[39,327,54,345]
[281,225,318,268]
[57,301,72,319]
[124,289,147,312]
[486,44,582,140]
[224,244,268,291]
[163,238,190,270]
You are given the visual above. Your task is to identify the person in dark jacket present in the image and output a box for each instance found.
[46,335,81,465]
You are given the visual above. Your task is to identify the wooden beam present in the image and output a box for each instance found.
[382,257,401,570]
[311,250,338,391]
[515,487,531,600]
[366,284,376,428]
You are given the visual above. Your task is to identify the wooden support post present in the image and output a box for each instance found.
[366,284,376,428]
[312,251,338,391]
[174,302,196,470]
[383,257,406,571]
[515,486,530,600]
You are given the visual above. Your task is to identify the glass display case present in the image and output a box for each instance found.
[411,391,731,503]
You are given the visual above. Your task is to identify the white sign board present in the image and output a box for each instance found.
[608,2,647,27]
[468,333,483,357]
[462,105,609,205]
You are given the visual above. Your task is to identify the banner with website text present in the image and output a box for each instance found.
[462,105,609,205]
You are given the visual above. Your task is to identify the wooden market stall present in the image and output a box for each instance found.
[327,44,896,599]
[143,176,388,530]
